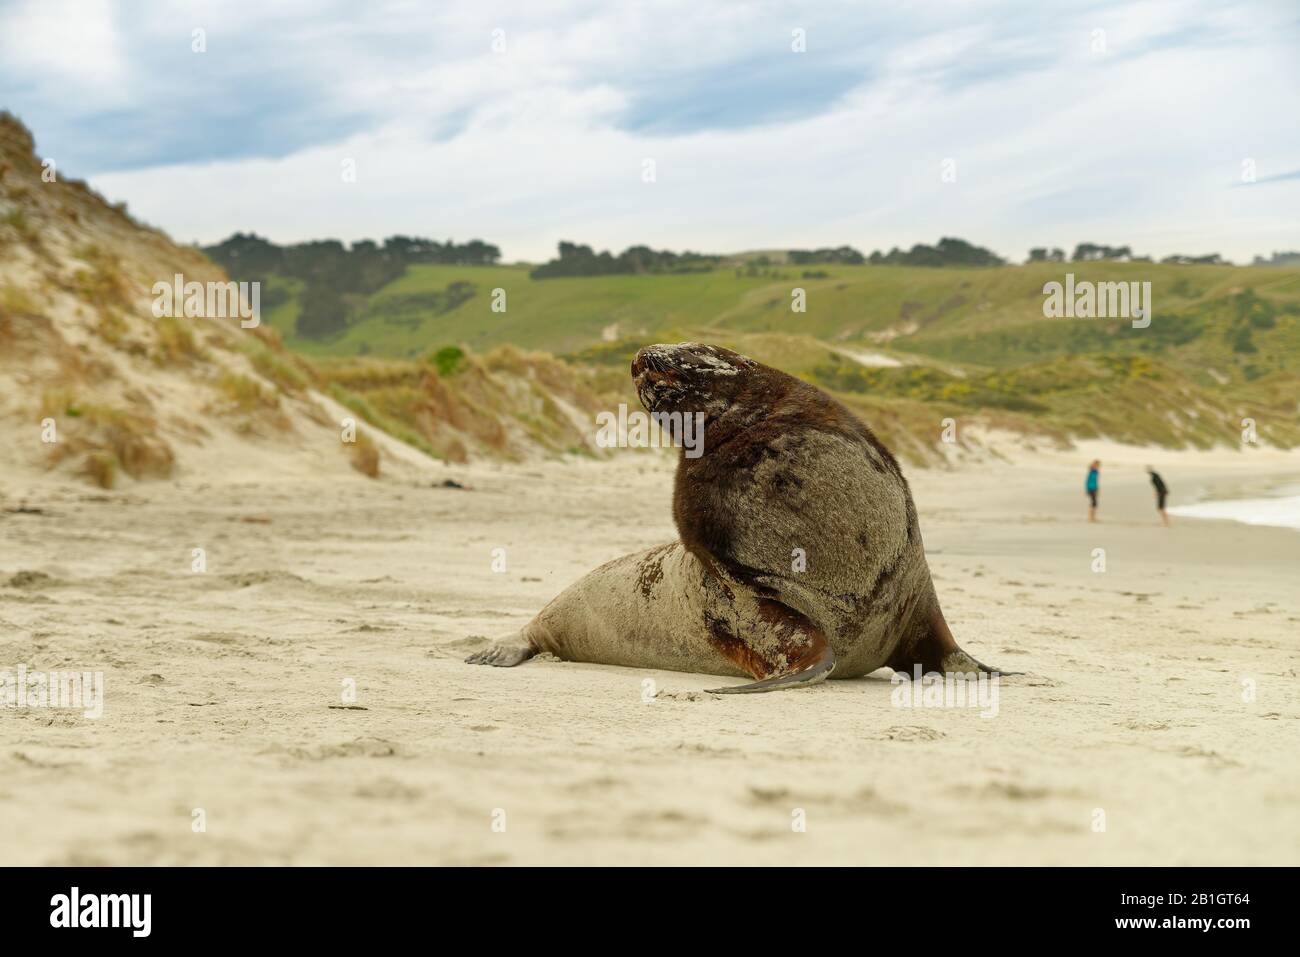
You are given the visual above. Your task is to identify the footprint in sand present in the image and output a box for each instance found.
[1119,719,1170,731]
[875,726,945,741]
[5,570,59,589]
[654,690,708,702]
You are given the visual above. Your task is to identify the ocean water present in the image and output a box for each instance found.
[1168,486,1300,531]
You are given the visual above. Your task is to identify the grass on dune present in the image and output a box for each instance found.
[39,389,176,487]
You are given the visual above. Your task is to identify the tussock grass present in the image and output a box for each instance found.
[215,371,280,412]
[308,345,624,462]
[314,356,421,391]
[239,339,314,392]
[39,390,175,484]
[348,431,380,477]
[0,283,38,315]
[95,309,128,345]
[82,451,118,489]
[2,206,37,243]
[66,247,134,311]
[326,383,439,459]
[153,314,205,363]
[207,370,292,435]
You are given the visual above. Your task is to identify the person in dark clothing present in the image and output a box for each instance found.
[1147,466,1169,526]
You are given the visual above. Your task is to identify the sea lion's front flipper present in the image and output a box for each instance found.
[888,601,1017,676]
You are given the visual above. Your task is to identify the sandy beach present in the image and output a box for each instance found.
[2,438,1297,867]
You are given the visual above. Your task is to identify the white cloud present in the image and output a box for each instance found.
[0,0,129,97]
[35,0,1297,262]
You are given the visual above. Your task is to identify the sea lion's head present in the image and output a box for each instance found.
[631,343,759,420]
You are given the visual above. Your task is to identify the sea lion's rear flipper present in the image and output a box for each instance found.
[465,633,538,668]
[705,637,835,694]
[888,602,1017,676]
[701,587,837,694]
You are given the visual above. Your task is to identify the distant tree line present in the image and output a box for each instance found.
[792,238,1006,268]
[381,236,502,266]
[788,246,866,265]
[1072,242,1137,261]
[533,237,1014,276]
[867,237,1006,267]
[530,236,1266,278]
[1028,243,1236,266]
[530,241,720,279]
[203,233,500,338]
[1159,253,1225,265]
[1252,251,1300,267]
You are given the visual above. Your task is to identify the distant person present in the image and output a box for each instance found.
[1148,466,1169,526]
[1085,460,1100,522]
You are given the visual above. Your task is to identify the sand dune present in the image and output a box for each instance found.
[2,440,1297,865]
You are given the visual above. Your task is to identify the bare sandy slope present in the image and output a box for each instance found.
[2,442,1298,866]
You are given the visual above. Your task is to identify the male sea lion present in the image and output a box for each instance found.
[467,342,1000,693]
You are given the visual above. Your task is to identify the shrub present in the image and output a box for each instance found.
[431,345,465,377]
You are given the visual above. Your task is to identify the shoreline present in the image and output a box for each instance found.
[1168,491,1300,532]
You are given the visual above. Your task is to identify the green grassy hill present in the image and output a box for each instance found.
[262,263,784,357]
[263,261,1297,365]
[249,257,1300,457]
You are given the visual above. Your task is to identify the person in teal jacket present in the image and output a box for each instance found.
[1085,460,1100,523]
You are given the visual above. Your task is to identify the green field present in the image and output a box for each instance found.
[264,261,1297,363]
[263,263,810,357]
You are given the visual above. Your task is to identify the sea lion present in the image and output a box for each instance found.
[466,342,1000,693]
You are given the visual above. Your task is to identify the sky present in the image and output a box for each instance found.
[1,0,1298,263]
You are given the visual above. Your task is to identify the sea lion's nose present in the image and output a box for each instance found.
[632,348,666,377]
